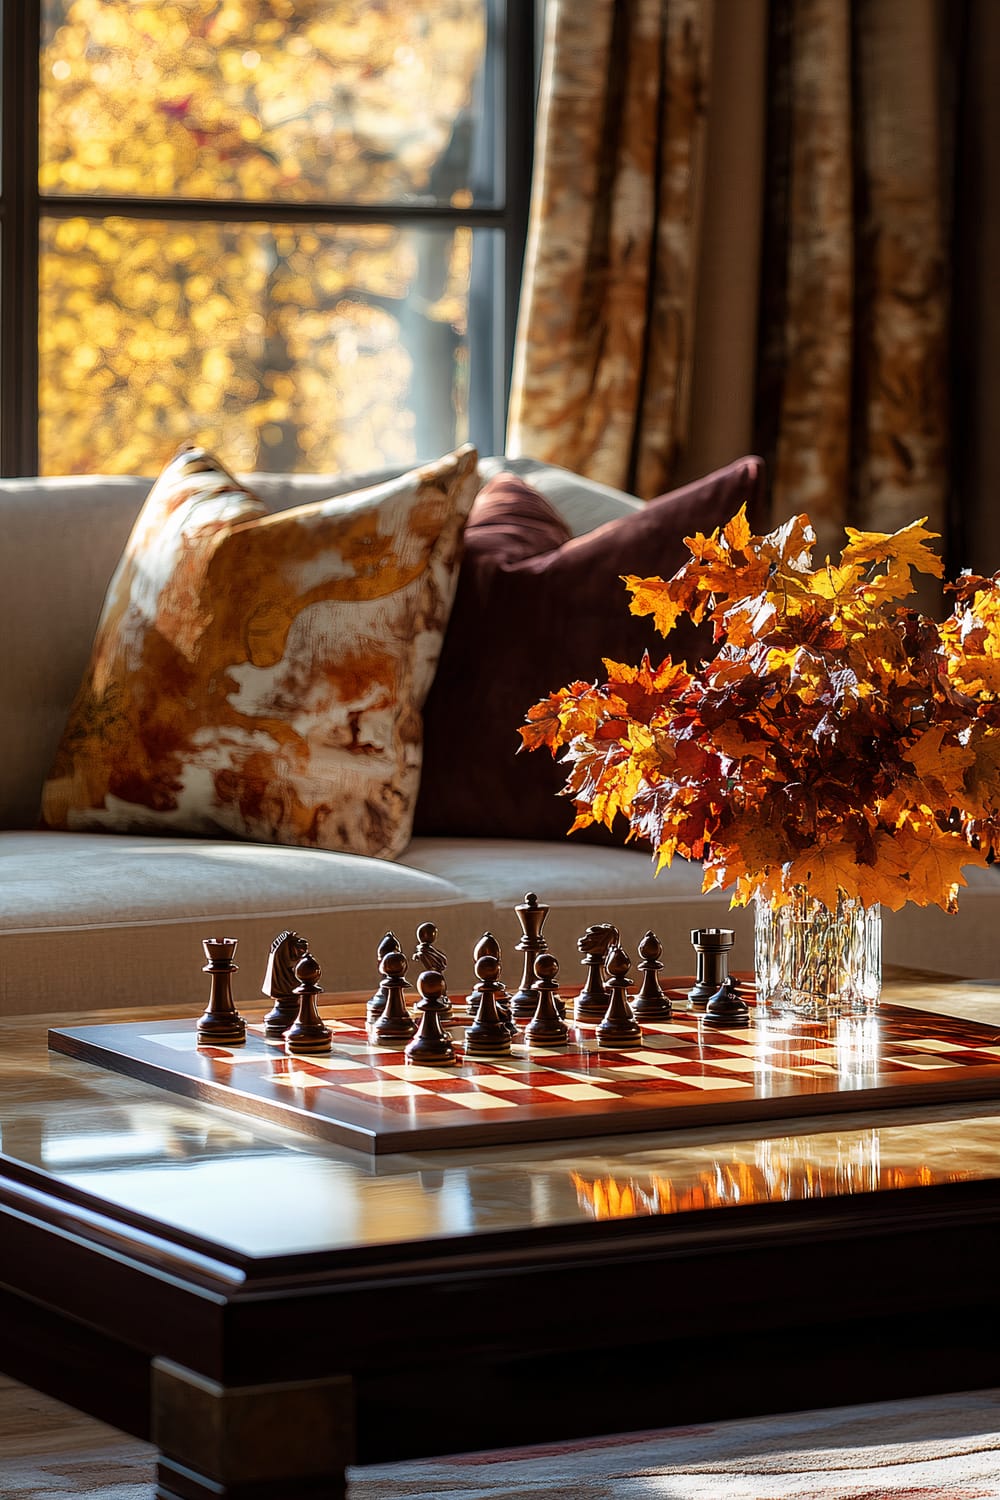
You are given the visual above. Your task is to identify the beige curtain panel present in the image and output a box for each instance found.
[510,0,976,563]
[507,0,713,501]
[758,0,950,560]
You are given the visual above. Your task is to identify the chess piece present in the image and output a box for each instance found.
[596,945,643,1047]
[703,975,751,1029]
[405,970,457,1065]
[465,953,513,1057]
[367,932,403,1022]
[197,936,247,1046]
[372,949,417,1043]
[524,952,570,1047]
[575,923,619,1021]
[510,893,550,1020]
[469,933,517,1034]
[285,950,333,1054]
[261,929,308,1039]
[689,928,735,1006]
[414,921,451,1017]
[632,931,673,1020]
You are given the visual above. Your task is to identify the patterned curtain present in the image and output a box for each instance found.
[506,0,714,500]
[757,0,953,558]
[511,0,961,558]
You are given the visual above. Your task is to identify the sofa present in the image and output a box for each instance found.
[3,454,999,1019]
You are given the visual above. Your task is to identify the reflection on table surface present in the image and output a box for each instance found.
[570,1132,967,1221]
[2,971,1000,1259]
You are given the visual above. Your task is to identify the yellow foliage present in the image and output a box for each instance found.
[37,0,487,475]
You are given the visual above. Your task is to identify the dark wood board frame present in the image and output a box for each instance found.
[47,986,1000,1155]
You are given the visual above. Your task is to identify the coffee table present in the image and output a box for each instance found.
[3,972,1000,1499]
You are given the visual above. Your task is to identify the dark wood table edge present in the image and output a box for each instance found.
[8,979,1000,1497]
[4,1161,1000,1496]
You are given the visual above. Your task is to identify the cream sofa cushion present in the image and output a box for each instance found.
[0,830,492,1015]
[2,458,639,832]
[39,446,478,858]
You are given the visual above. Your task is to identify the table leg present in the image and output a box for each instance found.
[152,1357,354,1499]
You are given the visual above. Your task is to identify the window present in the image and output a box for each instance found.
[1,0,533,476]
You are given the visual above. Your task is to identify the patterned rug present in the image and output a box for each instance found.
[3,1376,1000,1499]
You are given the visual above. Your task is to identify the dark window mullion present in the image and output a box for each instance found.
[39,196,511,228]
[501,0,535,404]
[1,0,40,476]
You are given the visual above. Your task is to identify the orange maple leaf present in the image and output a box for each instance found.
[964,727,1000,817]
[720,506,754,553]
[943,584,1000,696]
[784,840,868,909]
[518,681,600,754]
[624,575,699,639]
[883,817,987,912]
[901,725,975,792]
[760,513,816,574]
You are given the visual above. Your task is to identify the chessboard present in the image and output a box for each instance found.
[48,982,1000,1156]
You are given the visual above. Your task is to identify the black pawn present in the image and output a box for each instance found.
[510,892,550,1021]
[470,932,517,1035]
[406,970,457,1065]
[703,976,751,1030]
[285,951,333,1055]
[596,945,643,1048]
[197,937,247,1046]
[372,949,417,1043]
[465,953,512,1058]
[524,952,570,1047]
[632,931,673,1020]
[367,932,402,1022]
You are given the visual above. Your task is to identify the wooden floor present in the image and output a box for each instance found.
[0,1372,155,1493]
[6,1370,1000,1500]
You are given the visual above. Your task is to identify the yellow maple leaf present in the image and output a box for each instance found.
[841,517,944,581]
[802,560,866,603]
[943,585,1000,696]
[623,575,697,638]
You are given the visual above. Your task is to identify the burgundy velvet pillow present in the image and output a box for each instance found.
[413,456,768,844]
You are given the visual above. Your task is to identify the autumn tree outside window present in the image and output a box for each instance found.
[0,0,533,478]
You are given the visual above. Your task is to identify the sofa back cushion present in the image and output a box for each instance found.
[38,444,478,857]
[0,462,460,831]
[413,455,767,844]
[2,475,152,831]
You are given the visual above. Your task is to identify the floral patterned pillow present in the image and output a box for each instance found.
[40,442,479,859]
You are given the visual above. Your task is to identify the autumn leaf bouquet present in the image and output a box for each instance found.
[521,507,1000,916]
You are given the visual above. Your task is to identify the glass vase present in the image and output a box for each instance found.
[754,889,881,1020]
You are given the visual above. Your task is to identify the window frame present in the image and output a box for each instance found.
[0,0,534,476]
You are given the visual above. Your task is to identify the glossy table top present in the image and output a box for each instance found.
[4,971,1000,1262]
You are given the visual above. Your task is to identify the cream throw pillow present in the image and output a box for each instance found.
[41,443,479,858]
